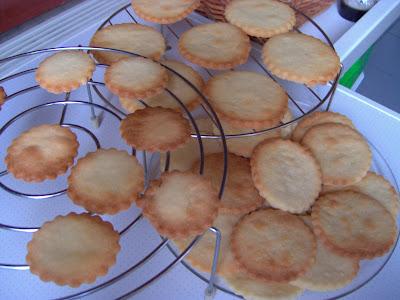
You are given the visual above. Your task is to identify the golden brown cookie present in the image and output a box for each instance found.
[132,0,201,24]
[191,153,264,214]
[225,0,296,38]
[142,171,219,238]
[36,51,95,94]
[251,139,321,214]
[120,107,191,152]
[5,125,79,182]
[104,57,168,99]
[312,191,397,259]
[301,123,371,186]
[204,71,288,129]
[67,148,144,214]
[90,23,166,64]
[0,86,6,108]
[26,213,120,287]
[178,23,251,69]
[262,32,340,85]
[231,209,316,282]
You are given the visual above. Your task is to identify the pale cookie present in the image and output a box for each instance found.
[191,153,264,214]
[90,23,166,64]
[225,0,296,38]
[0,86,6,108]
[292,111,354,142]
[312,191,397,259]
[120,60,204,113]
[301,123,371,186]
[132,0,200,24]
[291,216,359,291]
[5,124,79,182]
[104,57,168,99]
[204,71,288,129]
[120,107,191,152]
[68,148,144,214]
[36,51,95,94]
[26,213,120,287]
[142,171,219,238]
[179,23,251,70]
[251,139,321,214]
[173,212,244,275]
[231,209,316,282]
[262,32,340,85]
[225,273,303,300]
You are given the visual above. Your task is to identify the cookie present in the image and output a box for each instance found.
[132,0,200,24]
[191,153,264,214]
[251,139,321,214]
[204,71,288,129]
[142,171,219,238]
[225,0,296,38]
[292,111,354,142]
[0,86,6,108]
[26,213,120,287]
[90,23,166,64]
[301,123,371,186]
[104,57,168,99]
[35,51,95,94]
[312,191,397,259]
[262,32,340,85]
[5,124,79,182]
[67,148,144,214]
[120,107,191,152]
[231,209,316,282]
[178,23,251,69]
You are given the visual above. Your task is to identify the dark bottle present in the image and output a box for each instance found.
[338,0,378,22]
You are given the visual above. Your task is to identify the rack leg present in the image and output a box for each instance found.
[86,84,102,128]
[59,92,70,125]
[326,64,343,111]
[204,227,221,300]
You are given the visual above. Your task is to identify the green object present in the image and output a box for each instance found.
[339,47,373,88]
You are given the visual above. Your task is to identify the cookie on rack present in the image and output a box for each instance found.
[251,139,321,213]
[26,213,120,287]
[225,0,296,38]
[0,86,6,108]
[104,57,168,98]
[191,153,264,214]
[120,107,191,152]
[204,71,288,129]
[291,216,359,291]
[90,23,166,64]
[36,51,95,94]
[132,0,201,24]
[312,191,397,259]
[142,170,219,238]
[262,32,340,85]
[68,148,144,214]
[301,123,371,186]
[5,124,79,182]
[231,208,316,282]
[178,23,251,69]
[120,60,204,113]
[292,111,354,142]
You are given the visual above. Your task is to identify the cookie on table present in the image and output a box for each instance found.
[68,148,144,214]
[132,0,201,24]
[104,57,168,99]
[312,191,397,259]
[120,60,204,113]
[178,23,251,70]
[36,51,95,94]
[262,32,340,85]
[301,123,371,186]
[5,124,79,182]
[90,23,166,64]
[26,213,120,287]
[204,71,288,129]
[120,107,191,152]
[231,209,316,282]
[142,170,219,238]
[225,0,296,38]
[251,139,321,214]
